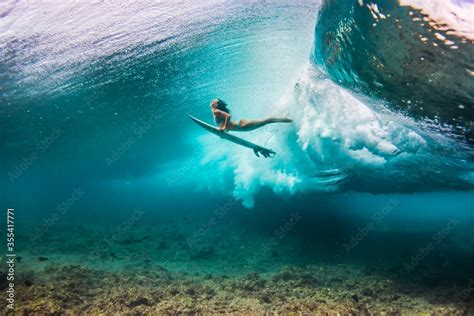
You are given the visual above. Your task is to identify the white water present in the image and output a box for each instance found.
[197,65,474,207]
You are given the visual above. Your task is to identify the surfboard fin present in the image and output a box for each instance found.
[254,147,276,158]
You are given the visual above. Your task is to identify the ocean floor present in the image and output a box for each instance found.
[3,261,473,314]
[2,208,474,315]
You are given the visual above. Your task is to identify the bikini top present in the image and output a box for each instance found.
[214,115,223,125]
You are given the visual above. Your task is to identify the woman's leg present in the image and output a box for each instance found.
[238,117,292,131]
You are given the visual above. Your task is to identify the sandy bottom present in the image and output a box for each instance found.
[2,214,473,314]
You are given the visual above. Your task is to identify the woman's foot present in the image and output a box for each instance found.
[266,117,293,123]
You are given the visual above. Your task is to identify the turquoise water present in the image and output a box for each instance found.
[1,0,474,313]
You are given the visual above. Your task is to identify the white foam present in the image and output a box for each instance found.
[197,64,432,207]
[399,0,474,40]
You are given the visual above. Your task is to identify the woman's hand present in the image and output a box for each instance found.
[222,116,229,131]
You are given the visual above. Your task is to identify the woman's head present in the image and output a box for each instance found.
[210,98,230,113]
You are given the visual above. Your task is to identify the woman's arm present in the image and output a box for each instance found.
[213,109,231,130]
[221,115,229,131]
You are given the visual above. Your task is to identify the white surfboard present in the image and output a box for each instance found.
[189,115,276,158]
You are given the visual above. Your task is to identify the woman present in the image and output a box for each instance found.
[210,98,292,131]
